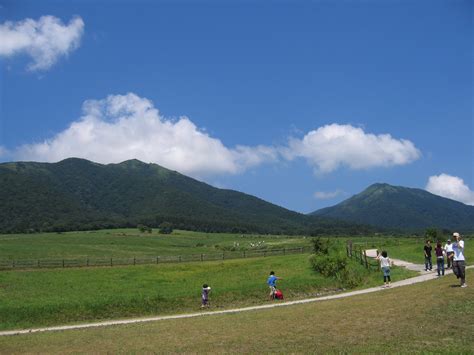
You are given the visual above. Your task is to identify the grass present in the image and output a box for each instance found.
[0,271,471,353]
[0,253,415,331]
[366,238,474,265]
[0,229,310,260]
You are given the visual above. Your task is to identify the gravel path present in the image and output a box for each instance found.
[365,249,432,272]
[1,250,469,337]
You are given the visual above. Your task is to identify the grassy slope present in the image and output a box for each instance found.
[0,254,415,331]
[1,272,472,353]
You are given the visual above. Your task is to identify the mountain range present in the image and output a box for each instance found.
[1,158,473,234]
[312,183,474,232]
[0,158,368,235]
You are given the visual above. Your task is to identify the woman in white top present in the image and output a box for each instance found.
[377,250,393,288]
[452,232,467,288]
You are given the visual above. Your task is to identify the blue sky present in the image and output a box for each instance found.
[1,0,473,213]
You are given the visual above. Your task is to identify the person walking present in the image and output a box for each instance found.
[376,250,393,288]
[452,233,467,288]
[267,271,282,300]
[201,284,211,308]
[444,239,454,269]
[424,240,433,271]
[434,241,445,276]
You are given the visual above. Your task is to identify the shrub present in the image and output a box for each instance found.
[158,222,173,234]
[309,249,364,288]
[309,253,347,278]
[310,237,331,255]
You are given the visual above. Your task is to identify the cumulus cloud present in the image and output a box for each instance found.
[282,124,421,173]
[13,93,277,178]
[7,93,422,178]
[314,189,346,200]
[0,15,84,71]
[426,174,474,206]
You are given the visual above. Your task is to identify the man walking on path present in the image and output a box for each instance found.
[424,240,433,271]
[444,239,454,269]
[452,232,467,287]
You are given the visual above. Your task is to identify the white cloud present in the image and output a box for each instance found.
[426,174,474,206]
[13,93,277,178]
[282,124,421,173]
[314,189,346,200]
[7,95,423,179]
[0,15,84,71]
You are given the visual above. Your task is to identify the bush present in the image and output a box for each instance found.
[158,222,173,234]
[137,224,152,233]
[309,253,347,278]
[310,237,331,255]
[309,249,364,288]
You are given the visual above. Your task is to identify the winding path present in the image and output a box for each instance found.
[1,249,469,337]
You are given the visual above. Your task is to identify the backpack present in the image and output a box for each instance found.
[274,289,284,300]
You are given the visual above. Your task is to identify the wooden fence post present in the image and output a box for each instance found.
[110,258,113,267]
[133,257,136,265]
[62,259,65,268]
[364,250,368,268]
[156,256,159,264]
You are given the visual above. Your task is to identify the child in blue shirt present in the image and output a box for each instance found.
[267,271,282,300]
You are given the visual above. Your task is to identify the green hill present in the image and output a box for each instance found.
[0,158,370,234]
[311,183,474,231]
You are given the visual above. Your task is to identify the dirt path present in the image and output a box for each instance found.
[365,249,432,273]
[1,251,470,337]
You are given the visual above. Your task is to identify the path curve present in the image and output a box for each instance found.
[1,251,470,337]
[365,249,428,273]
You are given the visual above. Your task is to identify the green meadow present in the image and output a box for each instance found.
[0,253,415,331]
[1,272,472,353]
[1,229,468,333]
[0,229,310,260]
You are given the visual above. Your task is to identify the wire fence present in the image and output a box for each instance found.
[0,246,312,271]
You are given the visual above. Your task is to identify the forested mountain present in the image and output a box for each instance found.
[311,183,474,231]
[0,158,371,235]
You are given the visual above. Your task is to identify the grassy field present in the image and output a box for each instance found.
[0,253,416,331]
[0,229,311,260]
[1,271,472,353]
[1,228,457,262]
[363,237,474,265]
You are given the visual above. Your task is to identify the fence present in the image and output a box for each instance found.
[346,242,379,271]
[0,246,312,271]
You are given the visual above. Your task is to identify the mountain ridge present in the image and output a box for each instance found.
[311,183,474,231]
[0,158,371,235]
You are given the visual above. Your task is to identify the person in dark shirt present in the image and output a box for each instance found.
[201,284,211,308]
[424,240,433,271]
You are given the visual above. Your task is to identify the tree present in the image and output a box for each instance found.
[159,222,173,234]
[425,227,438,241]
[138,224,152,233]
